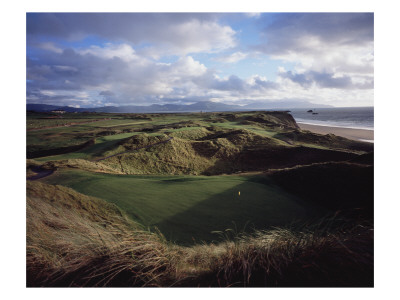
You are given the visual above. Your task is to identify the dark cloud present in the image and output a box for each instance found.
[156,96,211,104]
[206,75,278,93]
[26,89,90,107]
[27,47,129,93]
[27,13,234,55]
[280,71,312,87]
[27,13,215,38]
[253,76,279,89]
[280,70,373,90]
[211,75,246,91]
[256,13,374,55]
[99,90,115,97]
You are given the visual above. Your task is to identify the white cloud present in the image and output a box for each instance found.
[54,65,79,72]
[215,51,248,63]
[271,42,374,76]
[77,44,139,62]
[37,42,63,53]
[171,56,207,77]
[245,13,261,18]
[166,19,236,55]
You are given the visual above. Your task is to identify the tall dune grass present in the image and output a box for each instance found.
[27,182,175,287]
[27,182,373,287]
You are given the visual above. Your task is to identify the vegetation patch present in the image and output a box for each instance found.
[27,181,373,287]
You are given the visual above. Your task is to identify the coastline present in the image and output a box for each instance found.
[297,123,374,143]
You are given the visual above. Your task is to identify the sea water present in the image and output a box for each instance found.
[288,107,374,130]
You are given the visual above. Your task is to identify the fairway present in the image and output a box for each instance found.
[36,132,140,161]
[44,170,314,244]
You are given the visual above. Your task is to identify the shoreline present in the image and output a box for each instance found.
[297,123,374,143]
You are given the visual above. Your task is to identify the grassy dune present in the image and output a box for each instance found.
[88,129,364,175]
[28,111,372,163]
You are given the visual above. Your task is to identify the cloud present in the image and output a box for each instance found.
[245,13,261,19]
[257,13,373,54]
[99,90,115,97]
[35,42,63,53]
[27,13,237,56]
[26,13,374,107]
[77,44,139,62]
[255,13,374,76]
[214,51,248,63]
[27,89,93,107]
[27,40,283,106]
[203,74,278,95]
[210,75,247,91]
[279,70,373,90]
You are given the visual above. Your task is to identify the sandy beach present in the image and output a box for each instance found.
[298,123,374,143]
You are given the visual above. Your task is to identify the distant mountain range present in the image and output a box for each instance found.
[27,100,332,113]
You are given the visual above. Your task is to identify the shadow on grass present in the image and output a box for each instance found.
[271,162,374,220]
[201,146,360,175]
[152,178,323,246]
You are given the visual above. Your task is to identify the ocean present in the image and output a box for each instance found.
[288,107,374,130]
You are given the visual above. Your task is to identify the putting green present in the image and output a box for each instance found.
[43,170,313,244]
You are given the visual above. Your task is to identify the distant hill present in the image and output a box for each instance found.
[27,104,87,113]
[27,100,332,113]
[243,100,332,110]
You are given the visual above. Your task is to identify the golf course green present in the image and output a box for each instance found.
[44,169,315,244]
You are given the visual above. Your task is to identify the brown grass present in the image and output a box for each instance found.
[27,181,175,287]
[27,181,373,287]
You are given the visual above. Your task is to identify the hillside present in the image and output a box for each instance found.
[27,111,372,175]
[26,110,374,287]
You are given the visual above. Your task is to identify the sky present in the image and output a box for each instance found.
[26,13,374,108]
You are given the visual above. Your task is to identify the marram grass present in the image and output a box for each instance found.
[27,181,373,287]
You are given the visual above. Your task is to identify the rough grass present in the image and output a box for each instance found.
[27,181,175,287]
[93,130,360,176]
[27,181,373,287]
[28,111,371,163]
[28,112,372,178]
[202,223,373,287]
[42,159,123,174]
